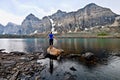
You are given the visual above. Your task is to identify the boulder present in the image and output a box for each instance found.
[82,52,95,60]
[47,46,64,56]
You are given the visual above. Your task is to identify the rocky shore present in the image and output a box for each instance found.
[0,49,98,80]
[0,48,120,80]
[0,50,45,80]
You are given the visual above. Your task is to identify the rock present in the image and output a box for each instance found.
[13,68,17,71]
[82,52,95,60]
[47,46,64,56]
[38,53,45,59]
[0,78,7,80]
[10,51,26,56]
[1,60,16,67]
[35,75,41,80]
[66,54,81,58]
[115,54,120,57]
[70,66,77,71]
[64,72,76,80]
[9,70,19,80]
[110,51,120,57]
[0,49,5,52]
[19,57,30,61]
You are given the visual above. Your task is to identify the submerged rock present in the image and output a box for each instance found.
[64,72,76,80]
[70,66,77,71]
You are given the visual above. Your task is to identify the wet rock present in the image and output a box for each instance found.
[64,72,76,80]
[38,53,45,59]
[115,54,120,57]
[19,57,30,62]
[70,66,77,71]
[0,51,45,79]
[35,75,41,80]
[1,60,16,67]
[82,52,95,60]
[9,70,19,80]
[33,51,43,55]
[0,49,5,52]
[66,54,81,58]
[0,78,7,80]
[113,53,120,57]
[110,50,120,57]
[10,51,26,56]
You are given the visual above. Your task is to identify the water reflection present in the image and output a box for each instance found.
[57,38,120,54]
[0,39,26,52]
[0,38,49,53]
[0,38,120,53]
[22,38,49,53]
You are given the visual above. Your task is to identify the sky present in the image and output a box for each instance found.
[0,0,120,26]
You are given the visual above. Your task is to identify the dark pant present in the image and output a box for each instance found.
[49,39,53,45]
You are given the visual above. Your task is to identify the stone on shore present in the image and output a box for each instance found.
[9,70,20,80]
[82,52,95,60]
[10,51,26,56]
[0,51,45,79]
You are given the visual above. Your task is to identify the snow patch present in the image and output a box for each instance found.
[49,18,57,34]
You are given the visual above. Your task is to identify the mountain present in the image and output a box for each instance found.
[0,3,120,35]
[3,22,21,35]
[21,13,51,34]
[49,10,67,20]
[48,3,118,33]
[0,24,4,34]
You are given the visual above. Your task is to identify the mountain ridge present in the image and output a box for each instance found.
[0,3,120,35]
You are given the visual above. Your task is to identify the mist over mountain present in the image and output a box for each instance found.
[3,22,21,35]
[0,3,120,35]
[0,24,4,34]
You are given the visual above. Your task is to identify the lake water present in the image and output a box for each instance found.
[0,38,120,80]
[0,38,120,53]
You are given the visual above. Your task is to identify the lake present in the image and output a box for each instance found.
[0,38,120,80]
[0,38,120,53]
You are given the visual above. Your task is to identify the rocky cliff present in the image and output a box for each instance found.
[3,22,21,35]
[48,3,118,33]
[0,3,120,35]
[21,13,51,34]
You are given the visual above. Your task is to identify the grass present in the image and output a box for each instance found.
[97,32,108,36]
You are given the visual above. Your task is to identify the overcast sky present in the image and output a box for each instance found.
[0,0,120,26]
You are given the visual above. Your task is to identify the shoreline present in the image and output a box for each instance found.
[0,32,120,38]
[0,51,46,80]
[0,36,120,39]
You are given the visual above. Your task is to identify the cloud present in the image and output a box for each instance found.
[0,0,119,26]
[0,0,55,25]
[0,9,24,26]
[19,4,53,18]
